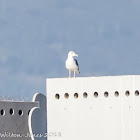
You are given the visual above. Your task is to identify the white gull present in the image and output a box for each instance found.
[65,51,80,78]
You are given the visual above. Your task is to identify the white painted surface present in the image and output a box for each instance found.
[46,76,140,140]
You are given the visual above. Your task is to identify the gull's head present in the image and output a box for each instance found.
[68,51,78,57]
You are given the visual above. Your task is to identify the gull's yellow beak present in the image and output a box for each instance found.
[74,54,78,57]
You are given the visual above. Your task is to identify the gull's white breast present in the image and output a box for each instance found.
[65,58,78,71]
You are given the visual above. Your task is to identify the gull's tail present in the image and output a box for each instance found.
[76,70,80,73]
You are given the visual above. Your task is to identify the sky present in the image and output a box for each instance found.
[0,0,140,100]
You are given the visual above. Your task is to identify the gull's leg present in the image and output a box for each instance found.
[69,70,71,78]
[74,71,76,78]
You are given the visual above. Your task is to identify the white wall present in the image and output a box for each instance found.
[47,76,140,140]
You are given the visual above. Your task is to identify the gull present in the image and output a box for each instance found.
[65,51,80,78]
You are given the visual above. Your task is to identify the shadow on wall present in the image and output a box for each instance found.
[0,93,47,140]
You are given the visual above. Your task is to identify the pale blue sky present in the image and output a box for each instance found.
[0,0,140,99]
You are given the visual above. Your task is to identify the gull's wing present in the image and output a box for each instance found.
[74,59,79,71]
